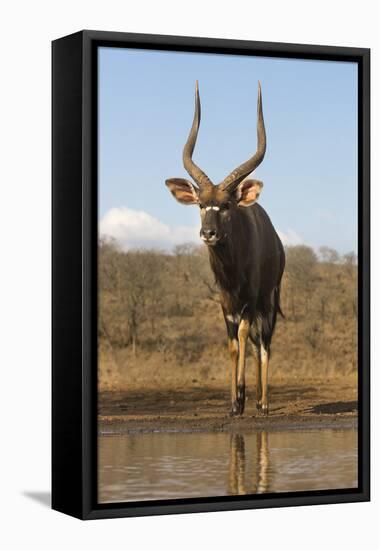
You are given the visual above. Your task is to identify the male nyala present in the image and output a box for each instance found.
[166,82,285,416]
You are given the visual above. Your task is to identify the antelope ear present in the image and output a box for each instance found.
[165,178,199,205]
[236,179,263,207]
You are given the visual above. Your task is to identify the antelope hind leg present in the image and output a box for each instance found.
[250,324,263,415]
[251,341,263,414]
[260,343,270,416]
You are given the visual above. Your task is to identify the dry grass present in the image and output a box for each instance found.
[98,243,357,392]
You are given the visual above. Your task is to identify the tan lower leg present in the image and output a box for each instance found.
[261,344,269,413]
[237,319,250,389]
[251,343,262,406]
[228,338,238,405]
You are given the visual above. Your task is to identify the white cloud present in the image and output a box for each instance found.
[99,207,200,251]
[100,206,303,251]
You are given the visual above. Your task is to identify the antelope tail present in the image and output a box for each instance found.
[275,286,285,319]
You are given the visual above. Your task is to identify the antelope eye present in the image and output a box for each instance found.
[199,204,205,209]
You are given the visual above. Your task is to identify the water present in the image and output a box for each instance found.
[98,429,357,503]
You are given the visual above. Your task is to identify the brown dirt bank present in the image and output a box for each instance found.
[98,378,358,434]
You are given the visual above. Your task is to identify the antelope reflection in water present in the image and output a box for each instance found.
[228,431,270,495]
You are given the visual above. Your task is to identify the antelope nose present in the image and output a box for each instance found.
[202,229,216,239]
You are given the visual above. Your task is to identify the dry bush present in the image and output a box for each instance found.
[98,241,358,390]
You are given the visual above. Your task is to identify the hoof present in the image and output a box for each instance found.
[237,385,245,415]
[237,384,245,403]
[256,402,269,417]
[230,400,243,417]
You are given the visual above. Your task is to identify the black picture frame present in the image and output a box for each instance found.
[52,30,370,520]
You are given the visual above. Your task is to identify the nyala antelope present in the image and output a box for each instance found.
[166,82,285,416]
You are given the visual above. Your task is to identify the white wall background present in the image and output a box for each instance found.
[0,1,376,548]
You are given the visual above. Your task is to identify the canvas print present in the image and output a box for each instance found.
[97,47,358,503]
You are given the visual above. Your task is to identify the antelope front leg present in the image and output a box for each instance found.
[228,337,239,416]
[224,311,240,417]
[236,318,250,416]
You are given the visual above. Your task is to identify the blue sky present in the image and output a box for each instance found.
[99,46,358,254]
